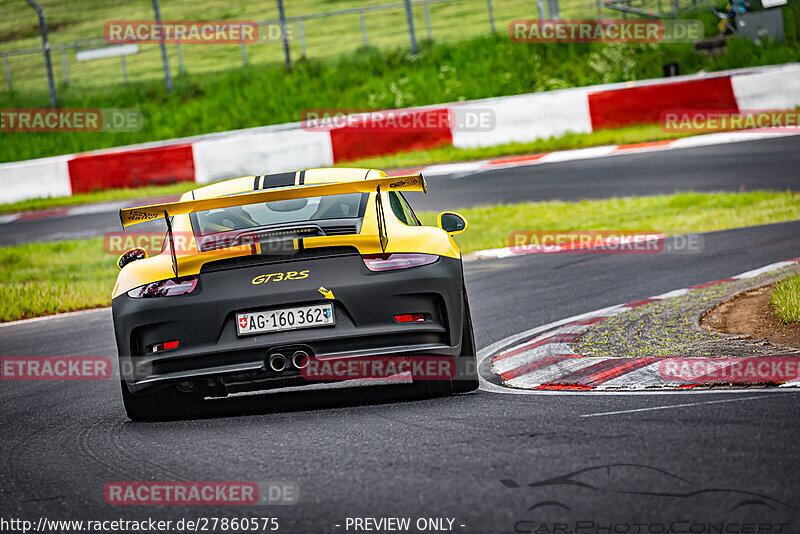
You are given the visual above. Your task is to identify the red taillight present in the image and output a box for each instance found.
[394,314,426,323]
[127,277,198,298]
[362,253,438,272]
[148,340,180,354]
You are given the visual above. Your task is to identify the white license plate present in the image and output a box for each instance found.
[236,303,334,336]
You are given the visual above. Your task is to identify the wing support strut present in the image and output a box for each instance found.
[164,210,178,278]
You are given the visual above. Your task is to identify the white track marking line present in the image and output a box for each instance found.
[538,145,617,163]
[0,307,110,328]
[650,288,690,299]
[580,392,797,417]
[778,377,800,388]
[733,260,797,279]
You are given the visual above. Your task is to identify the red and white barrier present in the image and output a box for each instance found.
[587,76,739,129]
[68,143,195,193]
[0,156,72,204]
[730,63,800,110]
[329,107,453,162]
[450,88,593,148]
[1,63,798,203]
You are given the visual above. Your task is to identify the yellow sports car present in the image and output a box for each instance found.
[113,168,478,420]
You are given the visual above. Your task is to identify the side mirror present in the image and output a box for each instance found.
[117,247,147,270]
[437,211,468,236]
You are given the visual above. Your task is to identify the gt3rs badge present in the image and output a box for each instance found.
[251,270,310,284]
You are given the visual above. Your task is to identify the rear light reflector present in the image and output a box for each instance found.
[128,276,198,298]
[362,253,438,272]
[148,340,180,354]
[394,314,426,323]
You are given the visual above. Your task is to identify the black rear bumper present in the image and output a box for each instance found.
[112,251,466,394]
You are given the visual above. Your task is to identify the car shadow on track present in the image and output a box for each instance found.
[122,383,480,423]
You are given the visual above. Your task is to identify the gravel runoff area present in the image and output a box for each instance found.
[573,263,800,359]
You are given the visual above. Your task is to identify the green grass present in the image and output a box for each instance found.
[418,190,800,252]
[3,29,799,163]
[2,190,799,322]
[771,273,800,323]
[0,182,196,215]
[0,239,116,322]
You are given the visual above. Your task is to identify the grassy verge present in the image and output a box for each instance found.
[0,183,197,215]
[430,190,800,252]
[771,273,800,323]
[0,239,117,322]
[2,190,798,322]
[2,30,799,164]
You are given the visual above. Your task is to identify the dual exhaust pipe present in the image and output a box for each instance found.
[268,350,310,373]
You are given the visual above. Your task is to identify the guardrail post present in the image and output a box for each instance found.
[547,0,560,19]
[3,56,11,92]
[298,19,307,57]
[276,0,292,73]
[151,0,173,93]
[424,4,433,40]
[360,11,369,46]
[24,0,57,107]
[403,0,418,54]
[486,0,496,33]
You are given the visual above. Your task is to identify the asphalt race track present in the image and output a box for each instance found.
[1,138,800,530]
[2,135,799,246]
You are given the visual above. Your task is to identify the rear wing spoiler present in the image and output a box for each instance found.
[118,173,427,276]
[119,173,426,228]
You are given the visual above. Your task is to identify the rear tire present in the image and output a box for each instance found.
[121,381,206,421]
[412,287,479,397]
[453,289,479,393]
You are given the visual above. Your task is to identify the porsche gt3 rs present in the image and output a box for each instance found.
[112,168,478,420]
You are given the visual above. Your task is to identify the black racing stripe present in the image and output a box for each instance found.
[297,238,304,250]
[298,170,306,185]
[261,171,296,189]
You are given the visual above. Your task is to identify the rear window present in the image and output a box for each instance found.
[190,193,367,236]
